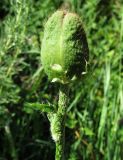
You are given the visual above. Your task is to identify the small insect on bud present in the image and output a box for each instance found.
[41,10,89,83]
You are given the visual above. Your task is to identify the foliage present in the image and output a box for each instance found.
[0,0,123,160]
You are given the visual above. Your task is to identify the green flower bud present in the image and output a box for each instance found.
[41,10,89,83]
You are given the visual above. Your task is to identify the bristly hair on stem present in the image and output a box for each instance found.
[49,84,69,160]
[54,84,69,160]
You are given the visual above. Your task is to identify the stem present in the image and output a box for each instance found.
[5,125,18,160]
[55,84,69,160]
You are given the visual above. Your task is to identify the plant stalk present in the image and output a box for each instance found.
[55,84,69,160]
[5,125,18,160]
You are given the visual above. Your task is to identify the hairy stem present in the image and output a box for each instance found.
[55,84,69,160]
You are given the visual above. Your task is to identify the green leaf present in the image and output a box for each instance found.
[84,127,94,136]
[23,102,55,114]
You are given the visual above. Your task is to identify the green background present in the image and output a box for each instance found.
[0,0,123,159]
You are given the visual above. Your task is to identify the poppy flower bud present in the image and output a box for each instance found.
[41,10,89,83]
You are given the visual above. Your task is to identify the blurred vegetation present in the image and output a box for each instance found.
[0,0,123,160]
